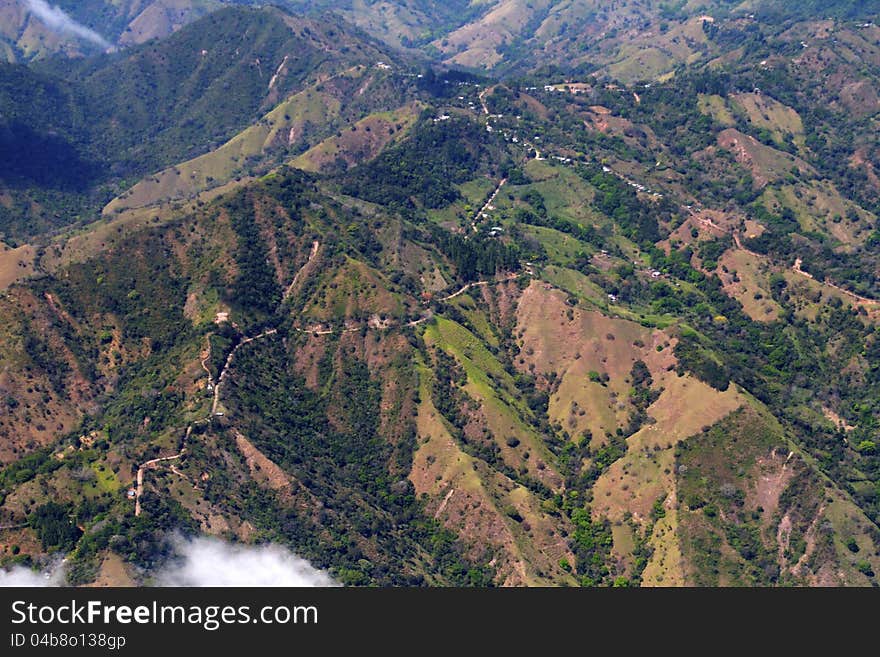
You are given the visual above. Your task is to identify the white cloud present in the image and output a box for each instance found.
[156,536,338,587]
[22,0,111,49]
[0,537,334,587]
[0,561,66,587]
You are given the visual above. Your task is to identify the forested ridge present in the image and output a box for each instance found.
[1,1,879,587]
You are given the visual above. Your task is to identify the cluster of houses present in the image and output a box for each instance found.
[602,165,663,199]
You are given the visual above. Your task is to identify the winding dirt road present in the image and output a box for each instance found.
[211,329,277,415]
[791,256,877,307]
[135,328,277,516]
[471,178,507,233]
[130,238,330,516]
[440,280,489,301]
[134,451,185,517]
[478,87,491,116]
[199,335,215,388]
[132,238,521,516]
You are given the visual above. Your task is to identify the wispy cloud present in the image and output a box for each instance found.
[1,537,335,587]
[0,561,66,587]
[156,536,338,587]
[21,0,111,49]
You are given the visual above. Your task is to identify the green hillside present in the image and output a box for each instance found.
[0,1,879,588]
[0,6,402,241]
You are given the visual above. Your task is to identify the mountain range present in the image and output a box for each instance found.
[0,0,879,586]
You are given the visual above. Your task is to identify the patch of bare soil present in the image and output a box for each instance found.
[234,430,292,493]
[291,334,329,389]
[748,450,796,522]
[84,552,135,587]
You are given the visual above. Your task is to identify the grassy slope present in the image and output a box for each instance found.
[0,6,399,241]
[676,405,880,585]
[292,103,421,173]
[105,83,344,213]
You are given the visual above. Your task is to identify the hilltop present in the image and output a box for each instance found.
[0,5,409,241]
[0,1,879,587]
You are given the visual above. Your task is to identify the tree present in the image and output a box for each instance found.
[29,502,82,552]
